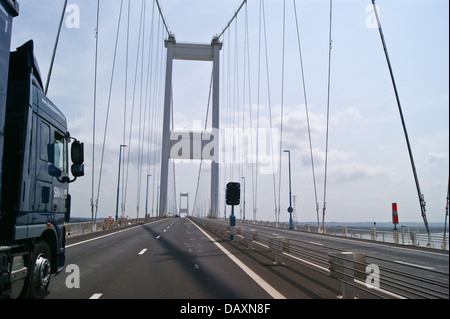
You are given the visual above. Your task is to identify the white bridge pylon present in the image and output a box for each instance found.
[159,35,222,218]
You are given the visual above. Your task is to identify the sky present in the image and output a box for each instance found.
[9,0,449,225]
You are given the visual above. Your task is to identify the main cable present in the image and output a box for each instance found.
[322,0,333,230]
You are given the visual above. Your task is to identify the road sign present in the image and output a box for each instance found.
[392,203,399,224]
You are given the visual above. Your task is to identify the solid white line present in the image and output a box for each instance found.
[283,252,329,273]
[89,293,103,299]
[189,219,286,299]
[309,241,324,246]
[139,249,148,255]
[66,221,161,248]
[395,260,435,271]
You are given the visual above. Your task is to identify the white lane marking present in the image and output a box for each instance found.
[139,249,148,255]
[89,293,103,299]
[66,220,161,248]
[395,260,435,271]
[156,235,161,239]
[189,219,286,299]
[309,241,324,246]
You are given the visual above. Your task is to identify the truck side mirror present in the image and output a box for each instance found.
[71,140,84,165]
[71,140,84,178]
[71,163,84,177]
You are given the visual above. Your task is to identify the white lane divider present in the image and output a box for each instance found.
[139,248,148,255]
[89,293,103,299]
[189,219,286,299]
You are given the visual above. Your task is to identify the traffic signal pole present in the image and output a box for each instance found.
[226,182,240,240]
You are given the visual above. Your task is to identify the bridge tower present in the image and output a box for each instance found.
[179,193,189,216]
[159,35,222,218]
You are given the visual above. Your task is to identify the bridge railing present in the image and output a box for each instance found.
[191,217,449,299]
[64,217,161,237]
[240,220,449,251]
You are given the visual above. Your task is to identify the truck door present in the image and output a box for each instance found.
[35,118,52,212]
[51,130,68,213]
[35,117,68,214]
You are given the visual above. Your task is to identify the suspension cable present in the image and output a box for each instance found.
[120,0,130,218]
[45,0,68,95]
[258,0,278,223]
[91,0,100,223]
[371,0,430,243]
[192,72,214,215]
[277,0,287,226]
[94,0,125,222]
[217,0,247,39]
[155,0,171,36]
[322,0,333,230]
[242,2,256,221]
[293,0,320,227]
[123,0,146,216]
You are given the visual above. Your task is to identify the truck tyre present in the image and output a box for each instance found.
[28,240,52,299]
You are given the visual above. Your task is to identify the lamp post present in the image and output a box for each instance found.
[115,144,127,221]
[241,176,246,220]
[145,174,151,218]
[284,149,293,230]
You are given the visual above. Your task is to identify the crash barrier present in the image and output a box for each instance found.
[328,252,370,299]
[190,217,449,299]
[269,236,289,265]
[239,220,449,251]
[65,217,160,237]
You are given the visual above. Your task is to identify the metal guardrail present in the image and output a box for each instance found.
[241,220,449,251]
[64,217,160,237]
[191,217,449,299]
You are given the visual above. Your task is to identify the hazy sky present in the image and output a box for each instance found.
[9,0,449,225]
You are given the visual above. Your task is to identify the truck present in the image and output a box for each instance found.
[1,0,84,298]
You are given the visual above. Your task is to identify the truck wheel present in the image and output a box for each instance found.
[28,240,52,299]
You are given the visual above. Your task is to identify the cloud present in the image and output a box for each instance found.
[426,152,448,164]
[327,162,389,184]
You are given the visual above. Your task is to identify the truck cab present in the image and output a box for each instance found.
[0,32,84,297]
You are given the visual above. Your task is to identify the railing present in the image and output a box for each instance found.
[191,217,449,299]
[240,220,449,251]
[65,217,161,237]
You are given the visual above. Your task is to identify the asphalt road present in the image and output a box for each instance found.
[44,217,448,300]
[46,218,280,299]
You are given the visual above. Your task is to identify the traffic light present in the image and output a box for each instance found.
[226,182,240,206]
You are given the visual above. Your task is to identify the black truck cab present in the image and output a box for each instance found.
[0,38,84,298]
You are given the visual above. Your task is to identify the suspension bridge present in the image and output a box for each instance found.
[10,0,449,301]
[60,0,446,235]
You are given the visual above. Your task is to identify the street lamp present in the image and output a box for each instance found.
[145,174,151,218]
[115,144,127,221]
[284,149,293,230]
[241,176,246,220]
